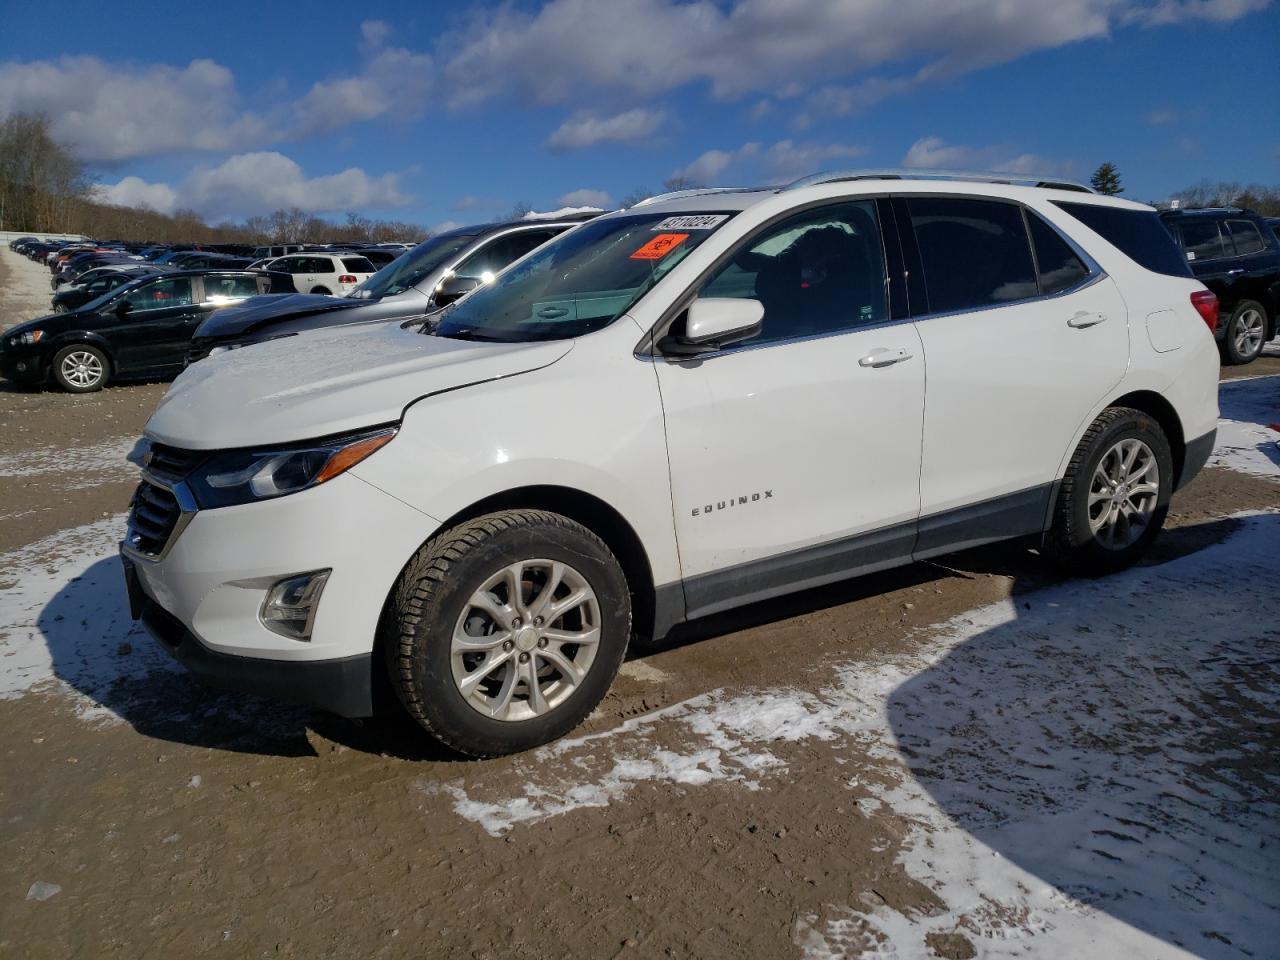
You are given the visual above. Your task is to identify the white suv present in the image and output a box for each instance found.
[265,253,377,295]
[122,171,1220,756]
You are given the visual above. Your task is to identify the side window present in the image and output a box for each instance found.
[695,200,887,347]
[202,275,260,303]
[1226,219,1265,256]
[908,198,1037,314]
[453,231,557,282]
[1179,220,1229,262]
[124,277,193,310]
[1026,212,1090,295]
[309,257,335,274]
[275,257,303,273]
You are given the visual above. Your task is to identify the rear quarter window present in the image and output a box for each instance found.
[1052,201,1193,278]
[341,257,377,273]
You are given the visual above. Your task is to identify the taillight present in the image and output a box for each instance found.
[1190,290,1219,333]
[339,274,357,284]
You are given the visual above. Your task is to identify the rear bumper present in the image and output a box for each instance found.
[1177,428,1216,490]
[126,556,374,717]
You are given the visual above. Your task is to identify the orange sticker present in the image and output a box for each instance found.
[630,233,689,260]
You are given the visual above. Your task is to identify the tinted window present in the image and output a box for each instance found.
[202,275,259,302]
[1179,219,1229,262]
[909,198,1037,314]
[306,257,335,273]
[1027,212,1090,295]
[124,277,193,310]
[1225,219,1265,256]
[697,201,886,347]
[454,230,560,282]
[349,231,480,299]
[340,256,377,273]
[1054,202,1192,277]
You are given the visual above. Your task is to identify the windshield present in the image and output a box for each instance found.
[79,274,150,313]
[348,231,479,299]
[432,212,733,342]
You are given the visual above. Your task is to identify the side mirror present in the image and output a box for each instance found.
[433,274,481,307]
[657,298,764,358]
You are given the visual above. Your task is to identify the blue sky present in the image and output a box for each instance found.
[1,0,1276,230]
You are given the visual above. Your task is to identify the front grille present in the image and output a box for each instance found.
[146,443,206,483]
[127,480,182,557]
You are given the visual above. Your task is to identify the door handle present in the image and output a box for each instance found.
[858,348,913,368]
[1226,268,1244,275]
[1067,312,1107,329]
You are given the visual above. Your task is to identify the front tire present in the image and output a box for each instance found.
[1220,299,1268,365]
[383,510,631,757]
[52,344,109,393]
[1045,407,1173,575]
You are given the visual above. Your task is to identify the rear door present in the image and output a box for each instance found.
[901,196,1129,555]
[1173,217,1236,306]
[108,276,203,372]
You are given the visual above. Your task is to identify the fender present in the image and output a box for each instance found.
[42,329,117,371]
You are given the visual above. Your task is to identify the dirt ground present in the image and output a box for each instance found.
[1,246,1278,959]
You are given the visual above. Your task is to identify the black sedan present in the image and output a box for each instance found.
[0,269,294,392]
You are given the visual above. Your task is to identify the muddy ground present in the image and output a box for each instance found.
[0,246,1277,959]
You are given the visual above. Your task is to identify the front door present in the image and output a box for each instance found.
[109,276,204,372]
[655,200,925,618]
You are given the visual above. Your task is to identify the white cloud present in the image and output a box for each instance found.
[90,176,180,215]
[93,152,411,221]
[902,136,1062,176]
[557,188,612,208]
[1125,0,1272,26]
[673,139,867,185]
[1144,106,1178,125]
[0,56,269,162]
[546,108,665,150]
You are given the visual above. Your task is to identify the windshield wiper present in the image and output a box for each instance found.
[436,327,514,342]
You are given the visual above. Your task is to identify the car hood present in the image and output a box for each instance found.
[146,321,574,450]
[196,293,375,340]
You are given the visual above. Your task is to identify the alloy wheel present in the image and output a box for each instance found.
[60,350,104,389]
[1233,307,1266,359]
[1087,438,1160,550]
[451,559,602,721]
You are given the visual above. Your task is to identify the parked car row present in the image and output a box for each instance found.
[97,170,1230,758]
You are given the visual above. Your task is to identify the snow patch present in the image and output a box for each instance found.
[1213,375,1280,480]
[439,513,1280,958]
[0,436,140,487]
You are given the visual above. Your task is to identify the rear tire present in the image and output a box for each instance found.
[1219,299,1268,365]
[1045,407,1173,576]
[383,509,631,757]
[51,344,109,393]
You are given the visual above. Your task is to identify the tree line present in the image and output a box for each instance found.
[0,112,428,243]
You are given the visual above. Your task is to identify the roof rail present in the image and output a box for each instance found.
[781,168,1095,194]
[629,187,756,208]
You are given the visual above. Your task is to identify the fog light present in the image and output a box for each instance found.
[260,569,330,641]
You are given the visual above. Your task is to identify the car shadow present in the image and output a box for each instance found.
[885,513,1279,957]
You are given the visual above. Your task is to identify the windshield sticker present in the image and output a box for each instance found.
[631,233,690,260]
[652,215,728,231]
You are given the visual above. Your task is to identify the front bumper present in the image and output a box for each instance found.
[0,345,48,384]
[126,560,374,716]
[123,469,440,715]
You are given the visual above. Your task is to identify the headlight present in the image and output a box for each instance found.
[8,330,43,346]
[186,427,397,508]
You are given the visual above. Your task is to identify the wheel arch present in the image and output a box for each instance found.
[48,333,116,376]
[1106,389,1186,483]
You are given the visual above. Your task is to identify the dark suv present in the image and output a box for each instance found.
[1159,207,1280,364]
[186,213,602,363]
